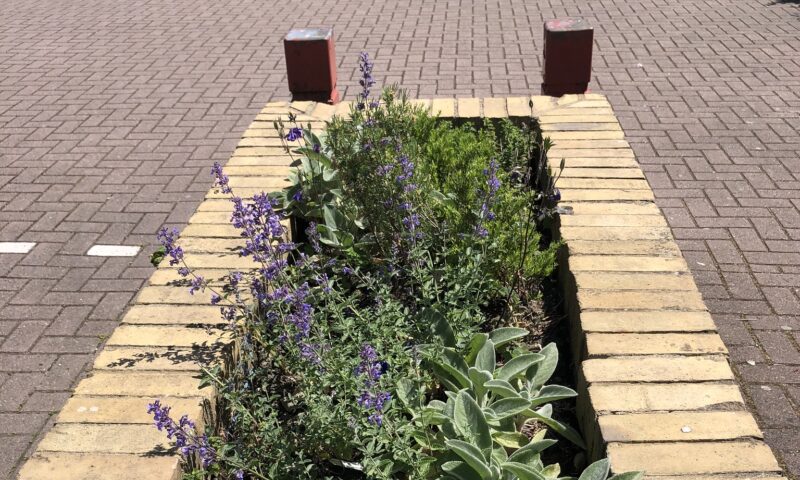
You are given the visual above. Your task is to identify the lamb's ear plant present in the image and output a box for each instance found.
[272,121,364,251]
[401,324,642,480]
[414,325,580,451]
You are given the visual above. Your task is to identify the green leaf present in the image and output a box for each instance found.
[149,246,165,267]
[299,155,312,173]
[542,464,560,479]
[446,440,492,479]
[430,189,459,214]
[430,362,463,392]
[527,343,558,389]
[468,367,492,404]
[501,461,547,480]
[524,407,586,449]
[323,204,347,232]
[492,431,530,449]
[489,397,532,420]
[412,431,446,450]
[485,379,521,399]
[396,378,417,408]
[529,385,577,407]
[442,461,484,480]
[497,354,545,382]
[493,444,509,463]
[419,408,449,425]
[465,333,488,366]
[508,439,557,465]
[454,391,492,452]
[424,308,456,347]
[474,339,496,373]
[489,327,529,349]
[578,459,610,480]
[440,349,472,388]
[294,147,332,168]
[607,472,644,480]
[317,223,342,247]
[322,166,337,181]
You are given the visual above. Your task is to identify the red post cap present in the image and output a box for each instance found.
[541,18,594,97]
[284,28,340,104]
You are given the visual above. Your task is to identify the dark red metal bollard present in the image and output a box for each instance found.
[541,18,594,97]
[284,28,340,104]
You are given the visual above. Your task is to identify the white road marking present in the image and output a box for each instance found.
[0,242,36,253]
[86,245,141,257]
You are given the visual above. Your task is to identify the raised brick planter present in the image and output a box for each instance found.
[19,96,785,480]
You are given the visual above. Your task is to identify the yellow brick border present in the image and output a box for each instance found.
[18,96,785,479]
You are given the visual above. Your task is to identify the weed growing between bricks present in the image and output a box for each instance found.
[148,55,640,480]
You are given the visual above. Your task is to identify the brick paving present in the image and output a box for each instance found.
[1,0,799,478]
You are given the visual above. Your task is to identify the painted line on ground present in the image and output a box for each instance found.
[0,242,36,254]
[86,245,141,257]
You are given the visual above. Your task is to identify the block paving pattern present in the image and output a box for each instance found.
[1,0,800,477]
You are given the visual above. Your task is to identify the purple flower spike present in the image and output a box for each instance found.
[211,162,231,194]
[354,344,391,427]
[157,227,184,266]
[189,276,205,295]
[475,160,501,239]
[356,52,375,110]
[147,400,216,467]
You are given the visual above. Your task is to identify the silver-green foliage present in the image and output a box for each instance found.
[400,325,641,480]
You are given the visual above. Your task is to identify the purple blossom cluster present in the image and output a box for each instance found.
[157,227,184,267]
[218,272,243,321]
[230,193,287,263]
[375,153,421,240]
[158,225,206,296]
[375,164,393,176]
[300,342,322,364]
[285,127,303,142]
[475,160,501,238]
[147,400,216,468]
[212,161,232,194]
[357,52,375,110]
[189,275,205,295]
[355,344,391,426]
[395,155,417,193]
[396,155,421,239]
[305,221,321,253]
[252,279,317,360]
[220,179,317,357]
[284,282,312,340]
